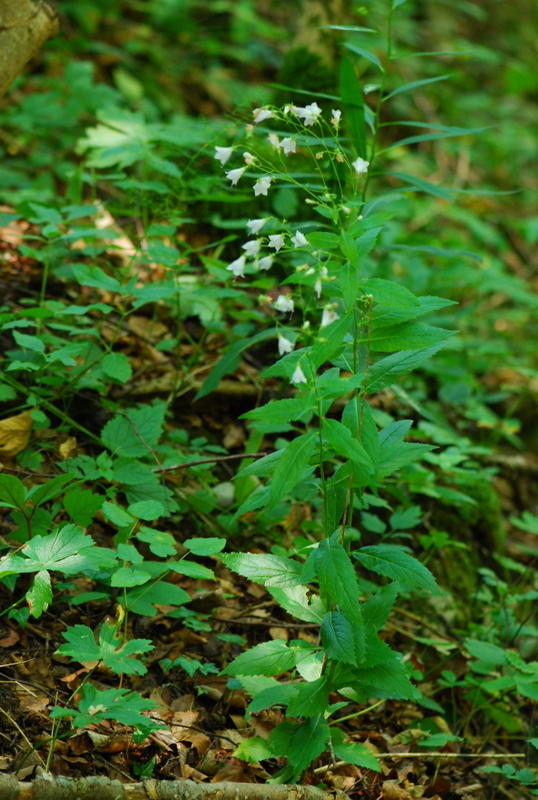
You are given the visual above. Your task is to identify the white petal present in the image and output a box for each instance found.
[252,107,273,123]
[278,335,294,355]
[279,137,296,155]
[246,218,268,235]
[321,307,339,327]
[253,176,272,196]
[214,146,233,165]
[274,295,294,313]
[267,133,280,148]
[291,231,308,248]
[258,255,274,271]
[352,157,369,175]
[268,234,285,251]
[242,239,261,258]
[226,167,246,186]
[243,151,255,165]
[291,365,307,384]
[226,255,246,278]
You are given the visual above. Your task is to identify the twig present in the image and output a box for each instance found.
[152,452,267,472]
[313,751,527,774]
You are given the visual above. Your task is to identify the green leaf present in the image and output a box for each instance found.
[56,622,153,675]
[184,536,226,556]
[27,570,52,618]
[136,527,176,557]
[111,566,151,587]
[15,525,96,575]
[101,403,166,457]
[287,718,331,779]
[72,264,123,292]
[234,737,274,763]
[344,43,384,72]
[128,500,165,521]
[63,488,103,527]
[321,611,358,665]
[267,431,317,508]
[367,321,454,352]
[384,74,451,101]
[323,418,374,474]
[333,740,381,771]
[286,676,329,717]
[366,344,445,392]
[195,329,276,400]
[102,352,132,384]
[50,683,164,733]
[222,552,303,587]
[224,640,296,677]
[0,475,27,509]
[315,537,361,622]
[386,171,455,199]
[102,501,135,527]
[242,397,313,426]
[28,473,77,507]
[339,55,366,157]
[169,559,215,580]
[354,544,439,593]
[125,581,190,616]
[268,585,324,623]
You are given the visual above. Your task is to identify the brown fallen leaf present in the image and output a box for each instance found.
[0,411,32,458]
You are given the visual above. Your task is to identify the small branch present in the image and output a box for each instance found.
[153,453,267,472]
[0,775,348,800]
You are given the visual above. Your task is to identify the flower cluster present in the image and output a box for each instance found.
[214,101,368,381]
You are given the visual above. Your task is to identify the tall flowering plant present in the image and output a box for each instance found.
[202,49,456,784]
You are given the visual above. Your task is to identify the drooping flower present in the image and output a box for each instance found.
[279,137,296,155]
[226,255,246,278]
[321,306,340,327]
[253,176,272,196]
[274,295,294,313]
[242,239,261,258]
[291,231,308,248]
[277,334,294,355]
[258,255,274,271]
[243,151,255,165]
[352,157,369,175]
[246,218,268,235]
[314,266,328,299]
[293,102,322,127]
[226,167,246,186]
[214,146,233,165]
[291,364,307,384]
[268,234,285,251]
[330,109,342,129]
[253,107,273,124]
[267,133,280,148]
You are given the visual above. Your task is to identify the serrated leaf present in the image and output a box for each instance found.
[28,473,77,507]
[242,397,313,425]
[222,552,303,587]
[56,622,153,675]
[268,585,324,623]
[323,418,373,473]
[64,488,103,527]
[27,570,52,617]
[50,683,164,733]
[234,736,274,763]
[18,525,96,575]
[110,566,151,587]
[315,537,361,622]
[267,431,317,508]
[102,352,132,383]
[320,611,357,665]
[224,640,296,677]
[195,329,276,400]
[333,740,381,771]
[287,718,331,778]
[128,499,165,520]
[286,676,329,717]
[101,403,166,457]
[365,342,444,394]
[354,544,439,593]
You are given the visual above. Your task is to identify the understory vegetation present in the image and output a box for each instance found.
[0,1,537,798]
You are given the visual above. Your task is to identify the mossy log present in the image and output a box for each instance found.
[0,0,59,97]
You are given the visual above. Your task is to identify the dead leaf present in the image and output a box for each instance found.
[383,780,414,800]
[0,411,32,458]
[58,436,77,460]
[0,628,20,647]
